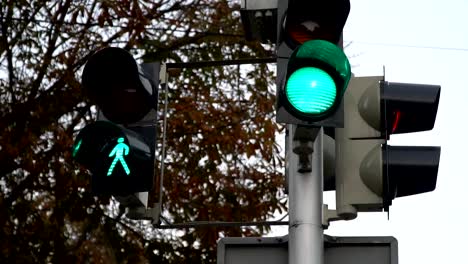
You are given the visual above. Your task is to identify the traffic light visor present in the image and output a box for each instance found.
[383,145,440,209]
[382,82,440,135]
[292,40,351,85]
[82,47,154,124]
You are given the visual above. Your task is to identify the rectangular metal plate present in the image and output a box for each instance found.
[217,235,398,264]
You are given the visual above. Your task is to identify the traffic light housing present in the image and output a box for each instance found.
[335,76,441,218]
[81,47,158,124]
[276,0,351,126]
[283,0,350,49]
[72,47,159,195]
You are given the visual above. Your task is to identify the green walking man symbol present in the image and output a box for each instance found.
[107,137,130,176]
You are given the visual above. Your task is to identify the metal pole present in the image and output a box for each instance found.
[288,125,323,264]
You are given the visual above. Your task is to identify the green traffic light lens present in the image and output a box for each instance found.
[285,67,337,114]
[72,139,83,157]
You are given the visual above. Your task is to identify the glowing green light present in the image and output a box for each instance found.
[285,67,336,114]
[72,139,82,157]
[107,137,130,176]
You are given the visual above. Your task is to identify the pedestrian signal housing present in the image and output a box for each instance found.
[73,47,159,195]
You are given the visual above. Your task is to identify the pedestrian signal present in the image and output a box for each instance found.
[107,137,130,176]
[73,47,159,195]
[73,121,154,194]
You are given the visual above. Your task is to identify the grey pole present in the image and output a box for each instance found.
[288,124,323,264]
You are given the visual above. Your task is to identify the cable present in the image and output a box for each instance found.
[350,41,468,52]
[8,16,467,52]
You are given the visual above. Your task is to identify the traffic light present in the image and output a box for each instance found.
[240,0,277,43]
[335,76,441,218]
[276,0,351,126]
[282,0,350,48]
[72,47,159,195]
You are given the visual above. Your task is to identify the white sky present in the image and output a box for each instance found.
[269,1,468,263]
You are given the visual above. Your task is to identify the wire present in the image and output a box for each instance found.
[351,41,468,52]
[275,213,289,222]
[9,16,467,52]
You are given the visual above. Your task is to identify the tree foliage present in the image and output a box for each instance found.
[0,0,284,263]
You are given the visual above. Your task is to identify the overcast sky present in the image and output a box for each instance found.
[269,1,467,263]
